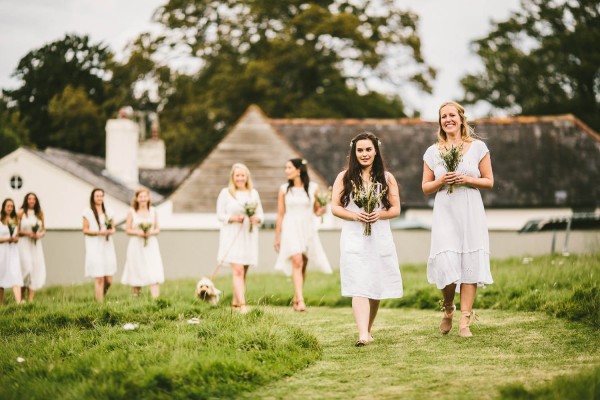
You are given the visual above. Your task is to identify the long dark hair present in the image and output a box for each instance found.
[20,192,44,220]
[287,158,310,198]
[1,199,17,222]
[90,188,106,228]
[341,131,391,209]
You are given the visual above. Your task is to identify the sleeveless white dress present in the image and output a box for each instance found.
[423,140,493,290]
[339,172,403,299]
[18,211,46,290]
[82,208,117,278]
[0,222,23,288]
[275,182,332,276]
[121,207,165,286]
[216,188,264,266]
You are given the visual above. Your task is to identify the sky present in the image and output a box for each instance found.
[0,0,521,121]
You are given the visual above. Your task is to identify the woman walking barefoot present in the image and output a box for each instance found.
[17,193,46,302]
[331,132,403,346]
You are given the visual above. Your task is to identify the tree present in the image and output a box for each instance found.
[3,34,112,151]
[461,0,600,131]
[147,0,435,164]
[0,96,28,157]
[48,85,105,155]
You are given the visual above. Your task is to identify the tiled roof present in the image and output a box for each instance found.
[271,113,600,208]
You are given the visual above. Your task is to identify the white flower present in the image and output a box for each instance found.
[16,357,25,363]
[187,317,201,325]
[123,323,139,330]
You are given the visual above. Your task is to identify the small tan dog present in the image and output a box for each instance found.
[195,277,221,305]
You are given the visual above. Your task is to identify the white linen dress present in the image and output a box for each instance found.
[82,208,118,278]
[274,182,332,276]
[216,188,264,266]
[423,140,493,290]
[339,172,403,299]
[121,207,165,286]
[18,211,46,290]
[0,222,23,288]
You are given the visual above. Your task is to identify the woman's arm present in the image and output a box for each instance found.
[373,174,401,221]
[460,153,494,190]
[274,189,285,252]
[331,172,370,223]
[125,211,142,236]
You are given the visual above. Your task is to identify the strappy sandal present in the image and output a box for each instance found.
[439,300,456,335]
[459,310,479,337]
[355,339,369,347]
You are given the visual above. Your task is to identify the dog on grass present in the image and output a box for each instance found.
[195,277,221,305]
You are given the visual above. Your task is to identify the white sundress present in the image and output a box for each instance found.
[274,182,332,276]
[339,172,403,299]
[82,208,118,278]
[18,211,46,290]
[423,140,493,290]
[216,188,264,266]
[0,222,23,288]
[121,207,165,286]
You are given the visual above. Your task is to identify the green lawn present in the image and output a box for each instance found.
[0,253,598,399]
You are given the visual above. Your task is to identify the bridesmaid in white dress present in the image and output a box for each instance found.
[216,163,264,314]
[422,101,494,337]
[17,192,46,302]
[275,158,332,312]
[331,132,403,347]
[121,188,165,298]
[82,188,117,302]
[0,199,23,305]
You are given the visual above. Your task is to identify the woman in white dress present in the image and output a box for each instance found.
[82,188,117,302]
[275,158,332,312]
[17,192,46,302]
[216,163,264,314]
[422,101,494,337]
[121,188,164,298]
[0,199,23,305]
[331,132,403,347]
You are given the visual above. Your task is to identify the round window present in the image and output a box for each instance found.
[9,175,23,190]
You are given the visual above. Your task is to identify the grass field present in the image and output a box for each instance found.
[0,253,598,399]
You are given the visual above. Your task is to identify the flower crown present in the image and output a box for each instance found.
[349,138,382,148]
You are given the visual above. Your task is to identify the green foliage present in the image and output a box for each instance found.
[151,0,434,164]
[499,366,600,400]
[0,96,28,157]
[0,289,321,399]
[461,0,600,131]
[3,34,112,153]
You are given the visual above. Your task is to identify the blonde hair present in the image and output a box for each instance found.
[436,101,475,144]
[131,188,151,211]
[228,163,253,197]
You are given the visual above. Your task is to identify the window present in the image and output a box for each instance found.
[9,175,23,190]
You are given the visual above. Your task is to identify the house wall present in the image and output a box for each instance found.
[0,149,131,228]
[40,228,600,287]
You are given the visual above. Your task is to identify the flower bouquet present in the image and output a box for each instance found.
[244,201,258,232]
[439,144,463,194]
[104,216,113,241]
[352,179,387,236]
[31,221,40,244]
[315,186,332,223]
[138,222,152,247]
[8,219,17,243]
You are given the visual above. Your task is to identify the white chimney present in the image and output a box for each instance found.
[105,109,139,186]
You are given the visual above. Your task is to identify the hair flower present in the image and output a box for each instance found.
[301,159,307,165]
[349,140,353,148]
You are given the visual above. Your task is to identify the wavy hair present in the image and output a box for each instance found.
[131,188,151,211]
[228,163,254,197]
[287,158,310,198]
[340,131,391,209]
[20,192,44,220]
[436,101,476,144]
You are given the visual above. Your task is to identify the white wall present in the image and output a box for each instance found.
[0,149,131,228]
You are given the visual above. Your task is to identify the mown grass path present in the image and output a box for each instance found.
[245,307,600,400]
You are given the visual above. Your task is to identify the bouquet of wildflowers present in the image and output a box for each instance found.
[352,179,387,236]
[244,201,258,232]
[315,186,332,223]
[439,144,463,194]
[8,219,17,242]
[104,216,113,241]
[31,220,40,243]
[138,223,152,247]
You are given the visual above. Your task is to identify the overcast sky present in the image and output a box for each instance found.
[0,0,521,121]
